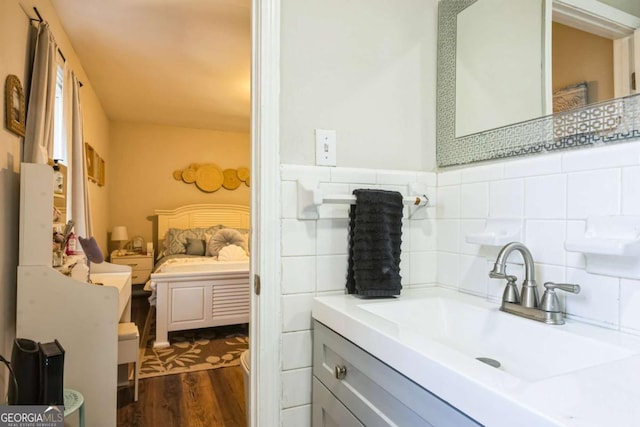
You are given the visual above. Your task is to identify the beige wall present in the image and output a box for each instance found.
[82,84,112,252]
[0,0,110,390]
[552,22,614,104]
[108,122,250,253]
[279,0,438,172]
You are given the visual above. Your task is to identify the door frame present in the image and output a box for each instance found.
[551,0,640,100]
[250,0,282,426]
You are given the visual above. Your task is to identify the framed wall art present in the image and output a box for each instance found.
[97,156,105,186]
[85,143,96,181]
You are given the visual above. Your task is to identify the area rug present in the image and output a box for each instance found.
[139,317,248,379]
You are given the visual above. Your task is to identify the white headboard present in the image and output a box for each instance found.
[155,204,250,249]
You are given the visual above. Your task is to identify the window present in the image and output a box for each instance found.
[52,62,72,219]
[52,64,66,163]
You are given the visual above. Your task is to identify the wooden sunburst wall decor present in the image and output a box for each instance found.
[173,164,250,193]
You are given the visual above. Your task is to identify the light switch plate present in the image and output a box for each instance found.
[315,129,337,166]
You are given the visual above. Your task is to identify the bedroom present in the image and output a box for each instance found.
[0,0,252,425]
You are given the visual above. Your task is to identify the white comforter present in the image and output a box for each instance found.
[153,256,249,274]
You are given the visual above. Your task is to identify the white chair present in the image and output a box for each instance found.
[118,322,139,401]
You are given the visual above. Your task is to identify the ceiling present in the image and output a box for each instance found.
[50,0,251,132]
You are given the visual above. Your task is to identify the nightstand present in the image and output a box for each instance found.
[110,252,153,285]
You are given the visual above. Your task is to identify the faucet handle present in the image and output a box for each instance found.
[540,282,581,313]
[543,282,580,294]
[502,275,520,304]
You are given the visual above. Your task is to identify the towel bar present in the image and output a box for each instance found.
[297,179,432,219]
[320,194,429,207]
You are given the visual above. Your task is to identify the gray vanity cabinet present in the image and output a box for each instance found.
[313,378,364,427]
[312,321,480,427]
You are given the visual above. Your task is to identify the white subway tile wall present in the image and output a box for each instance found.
[281,330,313,371]
[279,139,640,424]
[489,179,524,218]
[279,164,438,421]
[282,256,316,295]
[524,175,566,219]
[435,140,640,329]
[281,405,312,427]
[460,182,489,218]
[620,278,640,333]
[436,185,460,218]
[567,169,620,218]
[281,367,313,408]
[622,167,640,215]
[316,255,349,292]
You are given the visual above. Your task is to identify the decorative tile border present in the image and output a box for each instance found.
[436,0,640,167]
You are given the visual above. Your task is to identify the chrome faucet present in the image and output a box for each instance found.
[489,242,580,325]
[489,242,539,308]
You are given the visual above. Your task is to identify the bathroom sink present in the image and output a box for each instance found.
[358,293,639,382]
[313,287,640,426]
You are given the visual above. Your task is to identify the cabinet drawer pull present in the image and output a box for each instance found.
[126,263,138,267]
[334,364,347,380]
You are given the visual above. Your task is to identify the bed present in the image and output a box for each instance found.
[149,204,251,348]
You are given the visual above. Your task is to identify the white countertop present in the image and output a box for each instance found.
[312,287,640,427]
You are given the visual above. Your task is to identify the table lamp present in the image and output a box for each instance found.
[111,226,129,256]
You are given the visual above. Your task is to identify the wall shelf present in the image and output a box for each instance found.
[565,216,640,279]
[296,179,431,220]
[465,219,523,246]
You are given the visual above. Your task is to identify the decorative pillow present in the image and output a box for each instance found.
[162,228,191,255]
[241,231,250,254]
[162,225,226,256]
[207,228,248,257]
[185,238,206,256]
[228,227,250,253]
[204,232,216,256]
[218,244,249,261]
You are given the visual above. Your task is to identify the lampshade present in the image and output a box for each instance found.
[111,226,129,242]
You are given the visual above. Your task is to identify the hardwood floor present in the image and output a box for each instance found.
[117,293,247,427]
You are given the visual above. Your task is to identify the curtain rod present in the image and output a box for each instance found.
[31,7,83,87]
[32,7,65,62]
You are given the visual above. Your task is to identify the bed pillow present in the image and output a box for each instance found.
[162,225,226,257]
[185,238,206,256]
[204,232,216,256]
[218,244,249,261]
[207,228,248,257]
[204,227,249,256]
[163,228,191,255]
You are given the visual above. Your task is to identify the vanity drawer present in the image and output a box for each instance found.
[312,378,363,427]
[313,321,480,427]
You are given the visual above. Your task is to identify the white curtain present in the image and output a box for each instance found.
[64,65,91,237]
[24,21,58,164]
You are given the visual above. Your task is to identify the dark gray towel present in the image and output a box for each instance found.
[346,189,403,297]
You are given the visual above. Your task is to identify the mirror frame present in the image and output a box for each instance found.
[437,0,640,167]
[5,74,26,137]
